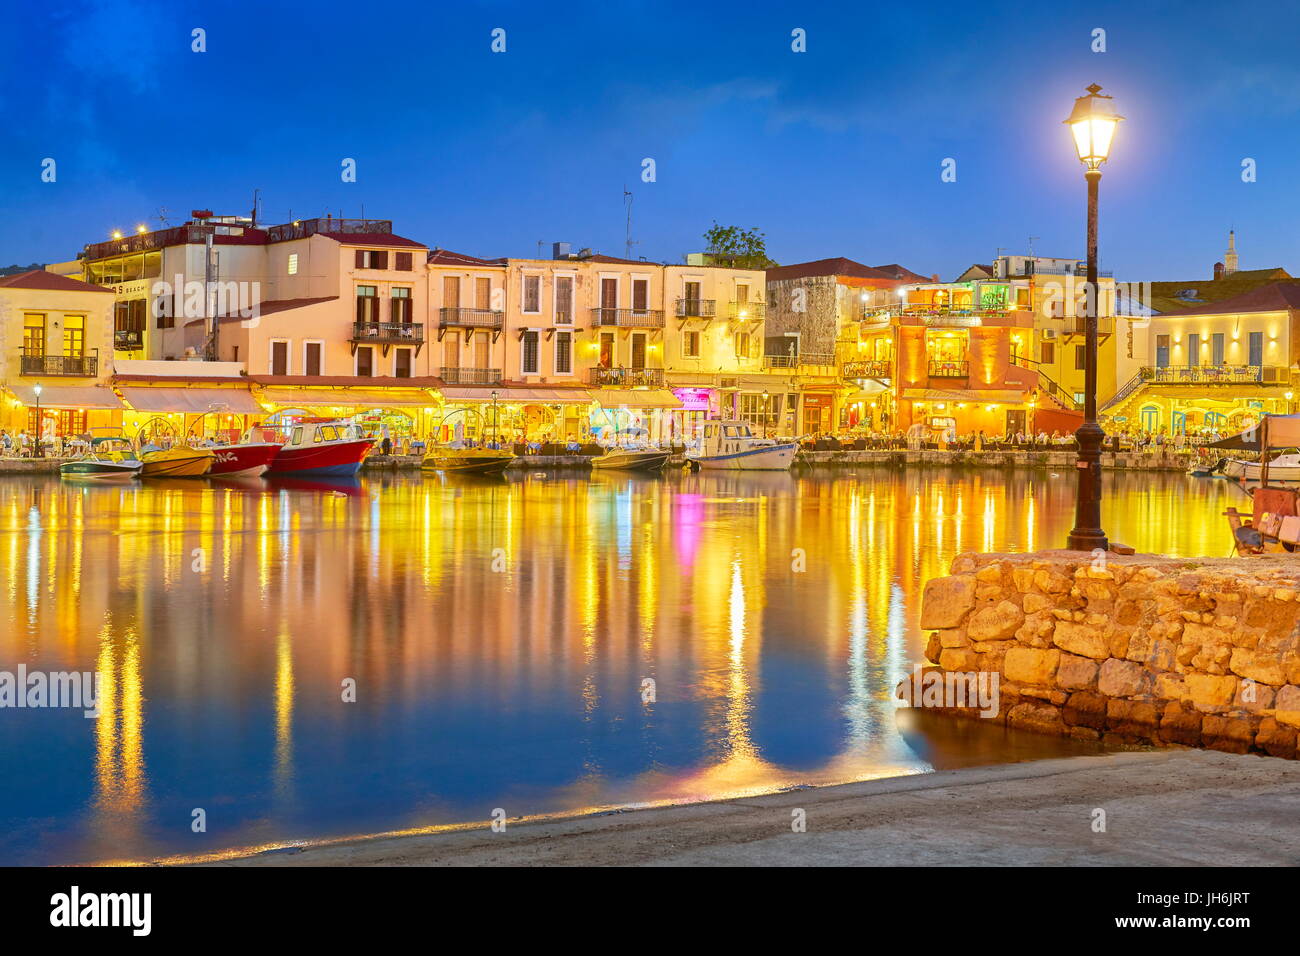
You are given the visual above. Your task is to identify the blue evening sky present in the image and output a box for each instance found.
[2,0,1298,281]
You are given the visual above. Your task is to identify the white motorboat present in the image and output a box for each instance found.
[687,419,797,471]
[1223,453,1300,482]
[591,443,671,472]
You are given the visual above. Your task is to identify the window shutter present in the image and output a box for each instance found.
[355,250,365,268]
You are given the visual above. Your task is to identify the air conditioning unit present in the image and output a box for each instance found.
[1043,329,1057,340]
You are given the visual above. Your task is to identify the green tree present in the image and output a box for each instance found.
[702,223,777,269]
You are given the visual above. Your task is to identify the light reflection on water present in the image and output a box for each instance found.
[0,469,1235,864]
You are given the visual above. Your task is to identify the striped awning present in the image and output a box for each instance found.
[118,386,264,414]
[590,388,682,409]
[438,387,593,404]
[6,385,124,410]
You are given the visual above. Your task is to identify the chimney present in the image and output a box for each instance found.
[931,273,940,282]
[552,241,571,260]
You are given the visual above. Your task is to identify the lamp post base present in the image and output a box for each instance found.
[1067,420,1107,552]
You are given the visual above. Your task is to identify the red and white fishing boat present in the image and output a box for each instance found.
[205,441,282,478]
[262,419,374,477]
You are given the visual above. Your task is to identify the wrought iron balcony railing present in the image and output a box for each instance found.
[764,352,835,369]
[675,298,716,318]
[588,367,665,387]
[440,367,503,385]
[590,308,665,328]
[728,301,765,319]
[928,359,969,378]
[21,354,99,377]
[842,359,891,380]
[438,308,504,329]
[1139,365,1285,386]
[352,322,425,343]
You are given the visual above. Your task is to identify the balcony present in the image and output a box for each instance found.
[352,322,424,343]
[590,308,665,328]
[440,367,503,385]
[728,301,765,320]
[438,308,503,330]
[114,330,143,351]
[928,359,969,378]
[842,359,891,380]
[764,352,836,369]
[20,354,99,377]
[675,298,716,318]
[589,367,665,387]
[1139,365,1287,386]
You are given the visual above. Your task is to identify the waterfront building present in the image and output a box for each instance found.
[1100,282,1300,435]
[766,258,929,435]
[0,270,120,440]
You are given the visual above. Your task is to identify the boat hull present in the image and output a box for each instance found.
[60,460,142,480]
[1224,459,1300,482]
[422,453,515,475]
[207,442,281,478]
[591,450,671,471]
[266,438,373,477]
[691,443,798,471]
[140,450,214,478]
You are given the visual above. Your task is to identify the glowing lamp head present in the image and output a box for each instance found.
[34,382,43,399]
[1065,84,1123,170]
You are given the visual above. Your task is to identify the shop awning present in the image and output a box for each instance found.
[438,386,593,404]
[901,388,1027,404]
[590,388,682,409]
[844,382,889,399]
[257,388,438,408]
[118,386,264,414]
[6,384,124,410]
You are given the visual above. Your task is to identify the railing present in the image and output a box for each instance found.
[440,367,502,385]
[764,351,836,369]
[675,298,716,318]
[114,330,144,350]
[439,308,503,329]
[352,322,424,342]
[20,354,98,377]
[1138,365,1282,386]
[1010,354,1083,411]
[728,301,765,319]
[1101,371,1146,412]
[928,359,969,378]
[590,308,665,328]
[1056,316,1116,335]
[589,367,665,387]
[841,360,891,379]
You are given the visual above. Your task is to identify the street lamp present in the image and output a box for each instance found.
[490,389,499,446]
[33,382,43,458]
[1064,83,1123,552]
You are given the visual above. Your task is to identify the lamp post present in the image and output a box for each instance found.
[490,389,499,446]
[33,382,43,459]
[1064,83,1123,552]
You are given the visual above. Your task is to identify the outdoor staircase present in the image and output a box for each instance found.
[1101,371,1145,414]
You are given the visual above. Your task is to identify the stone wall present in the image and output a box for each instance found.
[798,449,1187,471]
[902,551,1300,758]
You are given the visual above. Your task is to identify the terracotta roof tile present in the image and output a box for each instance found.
[0,270,115,293]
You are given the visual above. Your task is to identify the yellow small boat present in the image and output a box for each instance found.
[139,445,216,478]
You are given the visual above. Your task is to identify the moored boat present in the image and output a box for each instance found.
[590,446,671,472]
[265,420,374,477]
[139,445,215,478]
[1223,453,1300,483]
[687,419,797,471]
[422,444,515,475]
[59,437,143,480]
[206,441,281,478]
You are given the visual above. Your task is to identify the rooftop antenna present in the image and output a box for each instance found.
[1027,236,1040,259]
[624,186,639,259]
[250,189,260,228]
[537,240,544,258]
[155,207,172,228]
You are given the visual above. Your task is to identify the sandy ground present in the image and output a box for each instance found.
[208,749,1300,866]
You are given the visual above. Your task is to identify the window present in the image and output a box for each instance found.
[1211,333,1225,366]
[287,253,299,275]
[356,285,378,324]
[271,341,289,376]
[63,315,85,358]
[521,330,539,374]
[154,292,174,328]
[735,331,751,359]
[394,348,412,378]
[23,314,46,356]
[738,393,780,428]
[632,278,648,311]
[735,283,749,304]
[356,346,374,376]
[475,277,491,310]
[1040,341,1055,364]
[304,341,323,376]
[391,287,412,323]
[522,275,541,313]
[1249,331,1264,366]
[443,335,460,369]
[555,331,572,374]
[599,332,614,368]
[115,299,146,333]
[394,252,413,271]
[684,281,702,313]
[1156,334,1170,367]
[1187,333,1201,366]
[443,275,460,308]
[683,330,700,358]
[473,331,490,368]
[355,249,388,270]
[1075,344,1086,370]
[630,332,646,369]
[555,276,573,324]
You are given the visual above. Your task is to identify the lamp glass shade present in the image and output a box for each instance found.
[1064,86,1123,169]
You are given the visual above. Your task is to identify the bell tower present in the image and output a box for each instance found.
[1224,230,1239,276]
